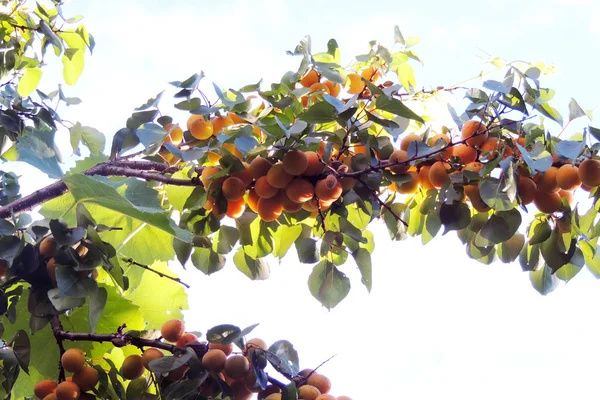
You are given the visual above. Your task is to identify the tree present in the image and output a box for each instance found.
[0,0,597,399]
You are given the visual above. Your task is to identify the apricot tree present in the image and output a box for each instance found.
[0,0,597,399]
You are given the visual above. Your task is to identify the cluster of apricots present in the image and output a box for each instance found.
[33,348,98,399]
[39,237,99,286]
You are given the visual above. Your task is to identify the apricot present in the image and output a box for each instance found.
[315,175,343,202]
[72,366,99,391]
[121,354,145,380]
[40,237,57,258]
[258,385,282,400]
[161,319,185,343]
[142,348,164,369]
[337,397,353,400]
[396,171,420,194]
[307,374,331,394]
[428,161,450,189]
[223,143,243,161]
[224,355,250,380]
[346,73,365,94]
[304,151,324,176]
[42,394,57,400]
[309,82,331,102]
[323,80,341,97]
[461,120,488,147]
[245,338,268,356]
[464,185,491,212]
[533,190,562,214]
[34,380,58,399]
[231,164,254,187]
[200,166,225,189]
[175,333,199,348]
[267,163,294,188]
[226,197,246,219]
[190,118,214,140]
[298,384,321,400]
[388,149,410,174]
[303,198,333,212]
[452,144,477,164]
[208,342,234,356]
[315,395,336,400]
[279,191,305,212]
[163,123,183,145]
[517,176,537,205]
[418,166,434,190]
[559,189,574,207]
[61,348,85,373]
[47,258,58,283]
[258,196,284,222]
[464,161,484,174]
[578,159,600,187]
[556,164,581,191]
[480,137,512,160]
[212,115,234,135]
[202,349,227,372]
[55,381,80,400]
[283,150,309,176]
[247,189,260,213]
[231,380,254,400]
[255,176,279,199]
[249,156,273,179]
[427,133,451,159]
[535,167,559,193]
[187,114,204,131]
[300,69,319,87]
[167,364,188,381]
[243,368,259,391]
[229,113,245,124]
[400,134,421,152]
[265,395,282,400]
[222,177,246,201]
[286,178,315,203]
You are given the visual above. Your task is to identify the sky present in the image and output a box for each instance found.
[8,0,600,398]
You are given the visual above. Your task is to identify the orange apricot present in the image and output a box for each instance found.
[400,134,422,152]
[315,395,336,400]
[323,80,341,97]
[163,123,184,146]
[244,338,268,356]
[258,385,282,400]
[121,354,145,380]
[222,177,246,201]
[533,190,562,214]
[72,366,99,391]
[556,164,581,191]
[388,149,410,174]
[161,319,185,343]
[224,355,250,380]
[346,73,365,94]
[578,159,600,187]
[232,380,254,400]
[298,384,321,400]
[142,348,164,369]
[464,161,484,173]
[535,167,559,193]
[255,176,279,199]
[396,171,420,194]
[34,380,58,399]
[230,163,253,187]
[187,114,204,132]
[337,397,353,400]
[202,349,227,373]
[247,188,260,212]
[286,179,315,203]
[209,342,234,356]
[300,69,319,88]
[315,175,343,202]
[464,185,491,212]
[559,189,574,207]
[249,156,273,179]
[267,163,294,188]
[452,144,477,164]
[283,150,309,176]
[175,333,199,348]
[257,196,284,222]
[427,133,451,159]
[418,166,434,190]
[223,143,243,161]
[461,120,488,147]
[47,258,58,283]
[279,190,305,212]
[428,161,450,189]
[226,197,246,219]
[309,82,331,102]
[212,115,234,135]
[40,237,57,258]
[190,119,214,140]
[304,151,324,176]
[307,374,331,394]
[61,348,85,373]
[167,364,188,381]
[55,381,80,400]
[200,166,225,189]
[517,176,537,205]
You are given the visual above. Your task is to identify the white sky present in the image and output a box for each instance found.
[8,0,600,398]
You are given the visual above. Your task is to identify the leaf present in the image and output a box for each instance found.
[163,377,206,399]
[16,129,63,179]
[17,68,42,97]
[568,98,587,122]
[308,260,350,309]
[148,352,192,374]
[497,233,525,263]
[296,238,319,264]
[206,324,241,344]
[267,340,300,376]
[396,63,416,93]
[352,248,372,292]
[88,287,107,333]
[191,247,225,275]
[213,226,240,255]
[274,225,302,259]
[298,102,338,123]
[9,330,30,375]
[529,265,559,295]
[555,139,583,161]
[70,122,105,155]
[233,247,270,280]
[375,96,424,123]
[422,211,441,244]
[62,48,85,85]
[439,202,471,233]
[479,177,515,211]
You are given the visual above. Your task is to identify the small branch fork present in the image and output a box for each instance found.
[122,258,190,289]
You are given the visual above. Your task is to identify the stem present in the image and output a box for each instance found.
[122,258,190,289]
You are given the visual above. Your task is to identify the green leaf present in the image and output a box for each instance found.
[233,247,269,280]
[10,330,30,375]
[439,202,471,233]
[62,47,84,85]
[16,129,63,179]
[298,101,338,123]
[497,233,525,263]
[422,211,441,245]
[70,122,105,155]
[296,238,319,264]
[267,340,300,376]
[375,96,424,123]
[352,248,372,292]
[308,260,350,309]
[17,68,42,97]
[479,177,516,211]
[165,171,196,212]
[191,247,225,275]
[528,218,552,245]
[580,240,600,278]
[519,244,541,272]
[88,287,107,333]
[529,265,559,295]
[213,226,240,255]
[396,63,416,93]
[568,98,587,122]
[274,225,302,259]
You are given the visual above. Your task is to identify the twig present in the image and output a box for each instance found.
[122,258,190,289]
[50,316,67,382]
[357,175,408,227]
[267,375,287,389]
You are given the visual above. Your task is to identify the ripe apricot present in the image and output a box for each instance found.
[225,355,250,380]
[47,258,58,283]
[480,137,512,160]
[163,123,184,145]
[535,167,559,193]
[265,395,282,400]
[300,69,319,87]
[279,191,305,212]
[559,190,574,207]
[337,397,353,400]
[61,348,85,373]
[303,198,333,212]
[226,197,246,219]
[72,366,99,391]
[298,384,321,400]
[40,237,57,258]
[212,115,234,134]
[245,338,268,356]
[388,149,410,174]
[209,342,234,356]
[258,385,282,400]
[232,380,254,400]
[307,374,331,394]
[464,185,491,212]
[258,196,284,222]
[223,143,243,161]
[267,163,294,188]
[556,164,581,191]
[533,190,562,214]
[187,114,205,131]
[247,189,260,213]
[452,144,477,164]
[578,159,600,187]
[517,176,537,205]
[464,161,484,174]
[222,177,246,201]
[315,395,336,400]
[400,134,422,152]
[286,179,315,203]
[231,164,254,187]
[429,161,450,189]
[42,393,57,400]
[200,166,225,189]
[255,176,279,199]
[229,113,245,124]
[396,171,420,194]
[175,333,198,348]
[346,73,365,94]
[309,82,331,102]
[121,354,145,380]
[427,133,451,159]
[202,349,227,372]
[418,166,434,190]
[283,150,309,176]
[34,380,58,399]
[315,175,343,202]
[243,368,259,391]
[249,156,273,179]
[55,381,80,400]
[323,80,341,97]
[190,118,214,140]
[304,151,324,176]
[161,319,185,343]
[142,348,164,369]
[461,120,488,147]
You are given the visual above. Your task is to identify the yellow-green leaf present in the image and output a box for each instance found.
[17,68,42,97]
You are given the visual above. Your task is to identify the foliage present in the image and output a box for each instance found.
[0,0,597,399]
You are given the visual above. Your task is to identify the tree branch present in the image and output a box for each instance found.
[122,258,190,289]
